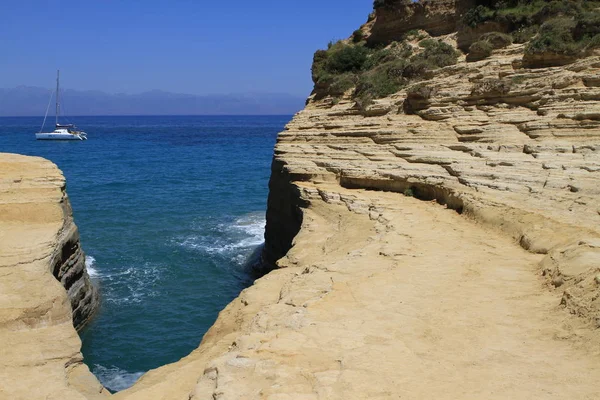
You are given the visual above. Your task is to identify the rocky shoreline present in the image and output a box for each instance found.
[3,0,600,398]
[0,153,105,399]
[117,1,600,396]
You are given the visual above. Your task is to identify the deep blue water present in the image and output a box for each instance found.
[0,115,288,392]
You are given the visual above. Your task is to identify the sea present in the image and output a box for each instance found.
[0,115,290,392]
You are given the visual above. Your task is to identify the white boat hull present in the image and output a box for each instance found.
[35,70,89,141]
[36,131,87,141]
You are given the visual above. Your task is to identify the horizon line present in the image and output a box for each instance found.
[1,85,309,98]
[0,114,297,118]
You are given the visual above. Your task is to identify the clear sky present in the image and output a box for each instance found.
[0,1,373,97]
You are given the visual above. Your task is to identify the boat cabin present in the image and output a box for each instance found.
[56,123,77,134]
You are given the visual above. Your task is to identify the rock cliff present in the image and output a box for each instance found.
[9,1,600,398]
[0,153,105,399]
[113,1,600,399]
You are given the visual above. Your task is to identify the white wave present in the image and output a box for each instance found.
[85,255,99,278]
[231,211,266,244]
[93,364,144,392]
[177,212,265,256]
[101,265,162,305]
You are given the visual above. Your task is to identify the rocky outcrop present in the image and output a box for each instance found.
[50,190,98,331]
[113,41,600,400]
[261,159,307,270]
[0,153,105,399]
[115,184,600,399]
[368,0,499,51]
[368,0,473,44]
[271,43,600,320]
[80,3,600,398]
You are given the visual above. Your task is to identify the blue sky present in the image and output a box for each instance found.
[0,1,373,96]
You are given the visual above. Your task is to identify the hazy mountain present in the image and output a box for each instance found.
[0,86,306,116]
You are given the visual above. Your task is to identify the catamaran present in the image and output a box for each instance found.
[36,70,87,141]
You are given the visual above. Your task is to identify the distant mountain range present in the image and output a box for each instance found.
[0,86,306,116]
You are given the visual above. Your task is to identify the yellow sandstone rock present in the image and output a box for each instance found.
[0,153,106,400]
[7,1,600,398]
[116,17,600,400]
[116,4,600,398]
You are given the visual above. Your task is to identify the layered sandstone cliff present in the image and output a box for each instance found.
[0,1,587,399]
[0,153,105,399]
[112,2,600,399]
[267,46,600,315]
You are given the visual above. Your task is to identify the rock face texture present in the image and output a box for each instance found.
[116,6,600,400]
[0,153,105,400]
[120,184,600,399]
[368,0,470,44]
[267,44,600,323]
[6,3,600,396]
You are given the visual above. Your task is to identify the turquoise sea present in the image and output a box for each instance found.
[0,115,289,392]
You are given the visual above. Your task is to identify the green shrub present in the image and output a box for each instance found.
[480,31,513,48]
[355,60,408,104]
[373,0,410,9]
[364,42,412,70]
[373,0,388,9]
[404,29,428,41]
[464,5,494,28]
[494,1,544,27]
[329,73,358,95]
[465,0,600,31]
[413,39,460,69]
[526,17,579,56]
[467,32,512,61]
[573,12,600,41]
[311,50,330,85]
[327,44,371,73]
[586,34,600,51]
[467,40,494,61]
[535,0,584,20]
[353,29,365,43]
[512,25,539,43]
[364,48,394,70]
[401,59,432,79]
[310,30,458,108]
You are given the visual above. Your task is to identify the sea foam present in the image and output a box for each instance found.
[177,211,265,257]
[101,264,162,305]
[85,255,99,278]
[93,364,144,392]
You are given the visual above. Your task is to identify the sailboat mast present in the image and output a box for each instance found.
[55,70,59,126]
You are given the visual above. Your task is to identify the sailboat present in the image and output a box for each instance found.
[36,70,87,140]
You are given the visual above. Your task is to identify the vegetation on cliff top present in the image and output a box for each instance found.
[312,37,458,107]
[465,0,600,62]
[373,0,409,9]
[312,0,600,108]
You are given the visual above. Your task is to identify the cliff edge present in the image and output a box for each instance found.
[114,1,600,398]
[0,153,106,399]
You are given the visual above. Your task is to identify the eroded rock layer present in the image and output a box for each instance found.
[116,42,600,400]
[103,2,600,398]
[0,153,105,400]
[266,43,600,323]
[116,181,600,399]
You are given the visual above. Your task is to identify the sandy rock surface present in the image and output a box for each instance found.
[267,45,600,323]
[118,39,600,400]
[0,153,106,400]
[115,181,600,399]
[7,2,600,397]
